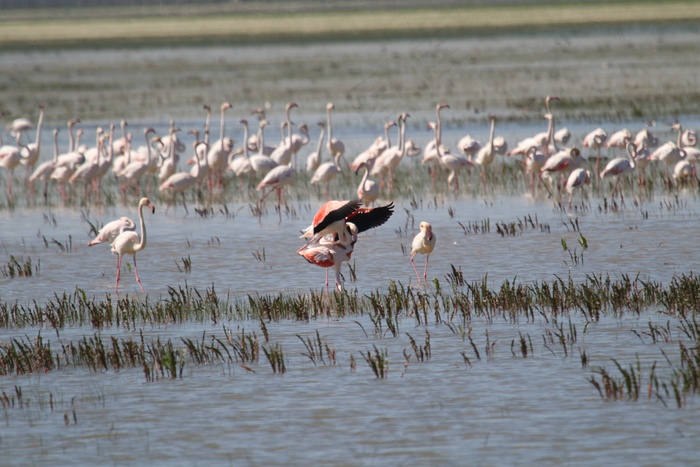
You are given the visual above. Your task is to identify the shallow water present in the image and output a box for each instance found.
[2,30,700,464]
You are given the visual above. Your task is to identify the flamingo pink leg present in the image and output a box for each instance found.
[115,255,122,293]
[133,255,145,292]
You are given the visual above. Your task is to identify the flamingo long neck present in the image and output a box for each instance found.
[326,107,334,152]
[676,125,683,148]
[204,109,211,147]
[219,106,226,146]
[52,131,59,163]
[106,126,115,165]
[242,123,250,161]
[436,107,443,144]
[546,115,558,154]
[286,105,295,144]
[257,124,266,156]
[360,164,370,191]
[68,123,76,152]
[398,117,407,156]
[385,124,393,148]
[145,129,155,165]
[316,126,325,156]
[488,117,496,152]
[35,108,44,152]
[134,202,148,253]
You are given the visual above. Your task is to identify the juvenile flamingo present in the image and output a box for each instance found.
[111,197,155,293]
[410,221,436,283]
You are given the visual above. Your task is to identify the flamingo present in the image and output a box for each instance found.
[111,119,128,157]
[88,216,136,246]
[160,140,206,214]
[6,115,34,145]
[29,127,59,202]
[606,129,632,151]
[524,145,549,194]
[554,127,571,146]
[325,102,345,161]
[582,127,608,175]
[372,113,409,191]
[19,105,45,181]
[256,157,295,219]
[240,119,278,176]
[428,121,473,192]
[298,222,358,292]
[673,157,695,185]
[111,197,155,293]
[457,134,481,158]
[297,199,363,252]
[159,118,186,157]
[539,147,584,198]
[355,161,379,206]
[121,128,158,196]
[565,168,592,209]
[0,140,22,202]
[158,125,181,184]
[350,121,395,171]
[206,102,233,190]
[508,96,560,158]
[473,115,499,188]
[410,221,436,283]
[600,141,637,206]
[649,123,687,182]
[310,144,342,197]
[305,122,325,174]
[299,201,394,293]
[300,201,394,245]
[69,127,105,203]
[269,102,299,166]
[93,124,117,201]
[422,103,451,168]
[634,127,658,150]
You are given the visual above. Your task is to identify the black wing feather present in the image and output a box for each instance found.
[346,202,394,234]
[313,199,362,234]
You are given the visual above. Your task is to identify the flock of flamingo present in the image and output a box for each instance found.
[1,96,698,292]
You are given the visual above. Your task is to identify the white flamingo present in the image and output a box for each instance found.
[305,122,325,173]
[410,221,436,283]
[355,161,379,206]
[206,102,233,190]
[19,105,45,180]
[350,120,395,171]
[325,102,345,161]
[160,140,207,214]
[473,115,499,188]
[600,141,637,205]
[565,168,592,209]
[88,216,136,247]
[372,113,409,191]
[111,197,155,293]
[29,127,60,202]
[429,120,473,192]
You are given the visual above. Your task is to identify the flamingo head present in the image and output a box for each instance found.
[421,222,433,241]
[140,197,156,214]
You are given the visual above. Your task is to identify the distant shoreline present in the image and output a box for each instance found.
[3,2,699,50]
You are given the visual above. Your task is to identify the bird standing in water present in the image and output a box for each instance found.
[410,222,436,283]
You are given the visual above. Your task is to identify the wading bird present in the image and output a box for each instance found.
[410,221,436,283]
[111,197,155,293]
